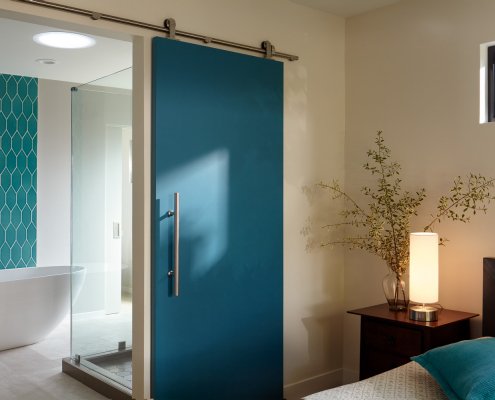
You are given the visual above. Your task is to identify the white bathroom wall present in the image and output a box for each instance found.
[37,79,72,267]
[104,125,123,314]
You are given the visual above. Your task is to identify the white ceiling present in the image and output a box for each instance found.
[291,0,403,17]
[0,17,132,88]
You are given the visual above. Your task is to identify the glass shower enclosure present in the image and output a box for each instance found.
[70,68,133,393]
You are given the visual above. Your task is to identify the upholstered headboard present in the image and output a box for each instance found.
[483,258,495,336]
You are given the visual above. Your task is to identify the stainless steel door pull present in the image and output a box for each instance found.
[167,192,180,296]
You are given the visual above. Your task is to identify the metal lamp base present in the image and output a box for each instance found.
[409,305,438,322]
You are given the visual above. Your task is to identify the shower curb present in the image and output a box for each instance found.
[62,358,132,400]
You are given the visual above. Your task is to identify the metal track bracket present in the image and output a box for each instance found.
[164,18,176,40]
[262,41,274,59]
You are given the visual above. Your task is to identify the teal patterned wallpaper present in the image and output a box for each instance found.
[0,74,37,268]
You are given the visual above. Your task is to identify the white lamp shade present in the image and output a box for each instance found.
[409,232,439,304]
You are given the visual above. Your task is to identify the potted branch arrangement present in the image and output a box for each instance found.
[315,131,495,310]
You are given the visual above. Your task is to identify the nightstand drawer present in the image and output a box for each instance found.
[362,319,422,357]
[350,304,478,380]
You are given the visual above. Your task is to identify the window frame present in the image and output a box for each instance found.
[488,45,495,122]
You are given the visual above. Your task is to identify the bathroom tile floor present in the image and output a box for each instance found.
[0,317,107,400]
[0,298,134,399]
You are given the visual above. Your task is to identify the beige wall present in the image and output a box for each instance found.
[0,1,346,399]
[344,0,495,380]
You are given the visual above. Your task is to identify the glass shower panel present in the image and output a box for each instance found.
[71,68,133,389]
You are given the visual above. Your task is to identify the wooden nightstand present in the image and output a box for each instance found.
[348,303,478,380]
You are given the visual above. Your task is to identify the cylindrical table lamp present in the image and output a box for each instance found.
[409,232,439,322]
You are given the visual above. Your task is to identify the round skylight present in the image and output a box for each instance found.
[33,31,95,49]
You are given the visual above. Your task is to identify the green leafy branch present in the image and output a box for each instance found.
[316,131,495,277]
[424,174,495,232]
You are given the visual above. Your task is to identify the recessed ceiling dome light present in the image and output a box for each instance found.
[33,31,95,49]
[36,58,57,65]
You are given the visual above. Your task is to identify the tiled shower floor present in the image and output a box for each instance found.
[72,300,132,357]
[86,350,132,388]
[73,300,132,389]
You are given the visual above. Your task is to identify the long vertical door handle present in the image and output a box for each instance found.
[167,192,180,296]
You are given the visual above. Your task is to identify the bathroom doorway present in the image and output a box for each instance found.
[0,13,134,399]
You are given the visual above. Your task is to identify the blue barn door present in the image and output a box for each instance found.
[152,37,283,400]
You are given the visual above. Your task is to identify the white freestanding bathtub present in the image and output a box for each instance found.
[0,265,86,351]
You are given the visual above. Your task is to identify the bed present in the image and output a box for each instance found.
[304,257,495,400]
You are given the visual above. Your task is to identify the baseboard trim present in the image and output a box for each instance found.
[342,368,359,384]
[284,368,342,400]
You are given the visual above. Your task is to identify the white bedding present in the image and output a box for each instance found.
[304,362,447,400]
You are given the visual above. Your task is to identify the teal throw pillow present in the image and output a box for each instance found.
[412,337,495,400]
